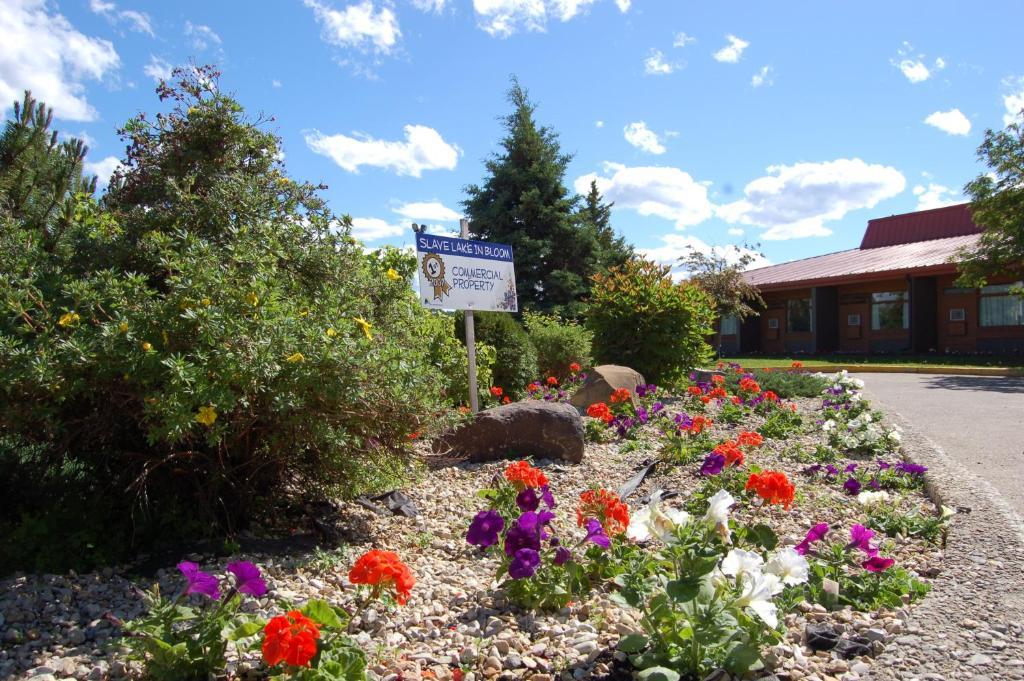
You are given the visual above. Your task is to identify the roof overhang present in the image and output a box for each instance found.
[753,262,960,293]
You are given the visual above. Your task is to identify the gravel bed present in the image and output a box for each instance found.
[0,392,952,681]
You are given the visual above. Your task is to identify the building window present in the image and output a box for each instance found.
[980,282,1024,327]
[847,313,861,326]
[720,315,739,335]
[949,308,966,322]
[768,318,779,329]
[871,291,908,331]
[787,298,812,333]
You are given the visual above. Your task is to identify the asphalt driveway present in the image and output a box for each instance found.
[860,372,1024,516]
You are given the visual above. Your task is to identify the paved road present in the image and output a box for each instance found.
[860,372,1024,516]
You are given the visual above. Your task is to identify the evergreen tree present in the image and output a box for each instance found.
[0,91,96,252]
[579,179,632,270]
[463,78,598,316]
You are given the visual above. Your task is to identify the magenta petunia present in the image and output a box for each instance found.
[794,522,830,556]
[862,556,895,572]
[227,561,267,597]
[177,561,220,600]
[847,524,878,556]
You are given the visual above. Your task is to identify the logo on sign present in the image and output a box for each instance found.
[421,253,452,301]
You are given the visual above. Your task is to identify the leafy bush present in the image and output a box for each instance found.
[522,311,592,378]
[0,68,454,570]
[458,310,538,398]
[732,369,829,398]
[757,408,804,439]
[586,259,715,384]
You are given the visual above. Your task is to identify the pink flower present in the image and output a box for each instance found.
[862,556,895,572]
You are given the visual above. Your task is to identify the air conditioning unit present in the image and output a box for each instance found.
[847,314,861,326]
[949,308,966,322]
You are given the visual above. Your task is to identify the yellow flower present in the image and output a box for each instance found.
[118,321,129,333]
[141,341,153,352]
[326,327,337,338]
[286,352,305,363]
[386,268,401,281]
[58,311,80,327]
[196,405,217,427]
[246,293,260,306]
[201,297,212,306]
[300,308,309,318]
[354,317,373,341]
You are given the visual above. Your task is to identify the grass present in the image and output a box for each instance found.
[718,354,1024,369]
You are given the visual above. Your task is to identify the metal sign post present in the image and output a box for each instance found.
[460,218,480,413]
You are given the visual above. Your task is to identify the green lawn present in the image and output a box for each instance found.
[718,354,1024,369]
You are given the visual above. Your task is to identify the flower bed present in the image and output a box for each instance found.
[0,367,948,681]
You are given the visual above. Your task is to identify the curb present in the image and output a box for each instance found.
[745,364,1024,377]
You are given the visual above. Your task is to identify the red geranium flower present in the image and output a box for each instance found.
[737,431,764,448]
[546,376,558,386]
[762,390,779,402]
[791,361,804,369]
[708,387,728,399]
[502,396,511,404]
[504,460,550,488]
[348,550,415,605]
[711,375,725,385]
[713,440,745,467]
[685,415,713,434]
[262,611,320,668]
[569,362,581,373]
[490,386,503,398]
[527,382,541,393]
[687,386,703,396]
[586,402,614,424]
[577,489,630,535]
[610,388,631,403]
[738,377,761,394]
[731,396,742,405]
[745,471,795,509]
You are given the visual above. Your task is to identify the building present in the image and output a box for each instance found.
[720,204,1024,356]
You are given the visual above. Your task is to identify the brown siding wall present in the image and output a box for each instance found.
[760,288,812,353]
[937,274,1024,353]
[836,279,911,353]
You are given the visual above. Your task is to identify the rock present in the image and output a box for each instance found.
[805,624,840,651]
[568,365,646,411]
[835,637,871,660]
[966,654,993,667]
[434,401,584,463]
[863,628,887,643]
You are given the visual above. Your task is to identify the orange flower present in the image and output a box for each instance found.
[348,550,415,605]
[577,489,630,535]
[713,440,745,467]
[490,386,503,398]
[791,361,804,369]
[711,375,725,385]
[546,376,558,386]
[610,388,631,403]
[407,431,419,440]
[586,402,614,424]
[502,396,511,404]
[738,377,761,394]
[734,367,744,374]
[685,415,713,434]
[687,386,703,396]
[708,387,728,399]
[762,390,779,402]
[569,362,581,373]
[745,471,795,509]
[504,460,550,488]
[262,611,320,668]
[731,396,742,405]
[700,396,712,404]
[527,382,541,393]
[790,403,797,412]
[764,367,774,373]
[736,431,764,448]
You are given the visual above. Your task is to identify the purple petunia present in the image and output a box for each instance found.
[508,548,541,579]
[674,413,694,431]
[895,462,928,476]
[635,406,649,424]
[794,522,829,556]
[227,561,267,597]
[847,524,878,556]
[650,402,664,415]
[700,453,726,476]
[467,510,505,548]
[845,463,858,473]
[877,460,891,470]
[539,485,556,509]
[803,464,823,476]
[583,519,611,549]
[862,555,895,572]
[178,561,220,600]
[825,465,840,477]
[516,488,540,512]
[868,478,881,490]
[843,478,862,495]
[553,547,572,565]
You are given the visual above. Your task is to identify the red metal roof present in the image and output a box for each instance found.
[743,233,980,290]
[860,203,978,249]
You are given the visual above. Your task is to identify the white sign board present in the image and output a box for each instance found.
[415,233,518,312]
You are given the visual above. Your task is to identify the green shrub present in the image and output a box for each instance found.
[522,311,592,378]
[419,310,496,407]
[731,369,829,398]
[0,68,453,570]
[457,311,538,398]
[586,259,715,384]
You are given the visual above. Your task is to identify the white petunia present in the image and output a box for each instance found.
[764,547,809,586]
[626,505,653,541]
[857,490,891,507]
[888,429,902,443]
[734,572,783,628]
[627,501,690,543]
[703,489,735,543]
[721,549,764,579]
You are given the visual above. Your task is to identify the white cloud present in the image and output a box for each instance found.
[924,108,971,136]
[412,0,447,11]
[574,163,714,228]
[143,56,173,83]
[185,21,222,50]
[472,0,626,36]
[623,121,666,154]
[615,0,630,10]
[595,120,604,128]
[552,0,599,21]
[727,227,745,236]
[713,34,749,63]
[89,0,154,36]
[271,78,283,88]
[913,182,961,210]
[891,42,943,83]
[717,158,907,240]
[84,155,122,188]
[1002,77,1024,127]
[673,32,695,47]
[751,65,773,88]
[641,234,769,281]
[644,49,679,75]
[393,201,462,221]
[305,124,461,177]
[0,0,120,122]
[305,0,400,53]
[350,217,406,241]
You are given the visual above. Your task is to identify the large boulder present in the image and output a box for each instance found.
[569,364,646,411]
[433,401,584,463]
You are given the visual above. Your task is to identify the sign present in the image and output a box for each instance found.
[415,233,518,312]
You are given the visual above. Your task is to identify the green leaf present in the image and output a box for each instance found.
[666,578,700,602]
[636,666,680,681]
[226,621,264,641]
[617,633,649,653]
[748,523,779,550]
[724,643,763,675]
[476,488,497,500]
[302,599,346,630]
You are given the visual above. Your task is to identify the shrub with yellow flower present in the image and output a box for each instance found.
[196,406,218,426]
[286,352,305,363]
[354,317,373,341]
[58,311,80,327]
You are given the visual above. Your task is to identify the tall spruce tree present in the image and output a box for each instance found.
[579,179,632,270]
[463,79,599,316]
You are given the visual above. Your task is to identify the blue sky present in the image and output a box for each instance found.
[3,0,1023,273]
